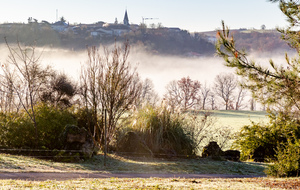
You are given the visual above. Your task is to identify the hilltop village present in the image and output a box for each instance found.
[32,10,155,39]
[0,10,290,56]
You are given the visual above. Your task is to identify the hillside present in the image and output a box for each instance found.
[0,22,293,56]
[0,22,215,56]
[201,29,293,54]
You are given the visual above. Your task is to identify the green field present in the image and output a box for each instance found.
[190,110,269,151]
[210,110,268,132]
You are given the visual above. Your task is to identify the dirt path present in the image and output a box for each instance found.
[0,172,265,181]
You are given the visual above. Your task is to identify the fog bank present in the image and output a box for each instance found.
[0,45,292,97]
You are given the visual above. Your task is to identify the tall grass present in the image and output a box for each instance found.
[118,104,236,157]
[118,104,196,157]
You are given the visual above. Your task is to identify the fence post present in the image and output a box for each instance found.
[104,109,107,166]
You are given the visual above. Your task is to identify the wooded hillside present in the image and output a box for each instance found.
[0,23,292,56]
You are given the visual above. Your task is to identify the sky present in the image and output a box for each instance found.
[1,0,288,32]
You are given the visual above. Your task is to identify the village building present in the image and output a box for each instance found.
[90,10,131,38]
[51,20,69,32]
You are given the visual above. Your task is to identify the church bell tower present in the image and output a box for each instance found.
[123,9,129,26]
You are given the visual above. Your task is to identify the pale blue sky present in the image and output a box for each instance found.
[1,0,287,32]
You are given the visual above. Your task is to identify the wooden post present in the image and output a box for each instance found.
[104,109,107,166]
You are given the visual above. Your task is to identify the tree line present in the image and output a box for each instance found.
[163,73,250,111]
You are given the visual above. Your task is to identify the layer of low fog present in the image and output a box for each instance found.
[0,44,292,98]
[43,47,233,96]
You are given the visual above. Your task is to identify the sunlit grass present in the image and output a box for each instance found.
[0,177,299,189]
[189,110,268,150]
[0,153,267,176]
[209,110,268,132]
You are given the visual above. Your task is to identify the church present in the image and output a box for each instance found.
[90,9,133,38]
[123,9,129,26]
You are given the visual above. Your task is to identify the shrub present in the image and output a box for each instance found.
[0,103,77,150]
[74,107,101,145]
[234,122,276,161]
[0,112,36,149]
[234,111,300,161]
[225,110,300,177]
[35,104,77,149]
[267,139,300,177]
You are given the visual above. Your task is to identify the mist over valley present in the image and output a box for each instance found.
[0,20,294,110]
[0,41,290,104]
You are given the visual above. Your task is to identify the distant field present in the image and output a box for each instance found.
[209,110,268,132]
[190,110,268,151]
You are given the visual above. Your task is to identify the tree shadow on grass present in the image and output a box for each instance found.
[75,154,267,176]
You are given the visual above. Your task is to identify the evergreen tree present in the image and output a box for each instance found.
[216,0,300,113]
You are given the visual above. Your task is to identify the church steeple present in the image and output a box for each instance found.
[123,9,129,26]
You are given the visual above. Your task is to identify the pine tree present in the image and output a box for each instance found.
[216,0,300,113]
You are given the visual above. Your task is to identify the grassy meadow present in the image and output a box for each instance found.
[210,110,268,132]
[193,110,268,151]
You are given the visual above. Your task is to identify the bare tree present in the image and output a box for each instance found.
[214,73,237,110]
[178,77,201,110]
[200,82,210,110]
[235,85,248,110]
[100,42,142,145]
[80,46,103,145]
[187,112,216,151]
[0,75,20,113]
[1,40,51,144]
[164,76,201,111]
[139,78,159,106]
[164,80,180,111]
[80,42,142,147]
[250,97,256,111]
[209,93,217,110]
